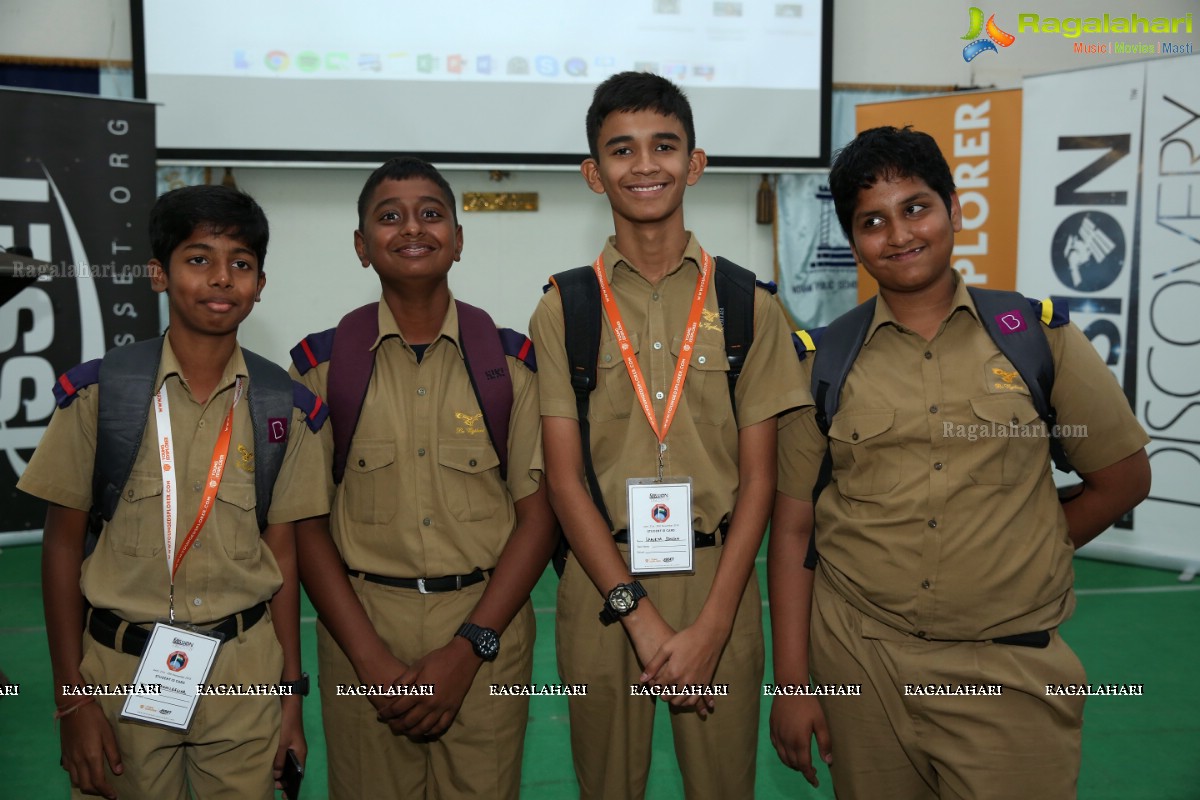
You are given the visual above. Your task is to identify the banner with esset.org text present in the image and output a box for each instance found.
[0,89,159,544]
[1016,54,1200,572]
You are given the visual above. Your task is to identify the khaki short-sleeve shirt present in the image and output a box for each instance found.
[18,336,331,623]
[293,297,543,578]
[777,276,1149,640]
[530,233,810,533]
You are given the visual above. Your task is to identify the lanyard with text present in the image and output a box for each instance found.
[593,249,712,479]
[153,377,243,621]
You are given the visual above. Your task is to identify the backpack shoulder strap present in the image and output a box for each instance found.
[712,257,757,415]
[241,347,295,530]
[93,338,164,524]
[968,287,1073,473]
[811,297,877,434]
[546,266,611,529]
[456,300,515,482]
[328,303,380,484]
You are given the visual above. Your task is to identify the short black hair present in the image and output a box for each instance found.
[149,185,269,270]
[585,72,696,160]
[357,157,457,229]
[828,126,956,239]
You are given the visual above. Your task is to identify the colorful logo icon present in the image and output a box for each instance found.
[447,54,466,74]
[477,54,493,74]
[264,51,289,71]
[565,57,587,77]
[296,51,321,72]
[535,55,559,77]
[167,651,188,672]
[507,57,529,75]
[358,53,382,72]
[325,52,349,71]
[651,504,670,523]
[417,54,437,74]
[962,7,1016,61]
[233,50,250,69]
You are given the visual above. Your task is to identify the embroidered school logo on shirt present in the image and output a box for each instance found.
[993,368,1018,384]
[700,308,723,333]
[455,411,486,435]
[236,444,255,473]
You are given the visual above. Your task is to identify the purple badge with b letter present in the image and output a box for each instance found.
[995,309,1027,335]
[268,418,288,443]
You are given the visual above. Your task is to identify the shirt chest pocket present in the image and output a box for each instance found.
[438,441,503,522]
[966,395,1046,485]
[827,410,901,498]
[112,476,165,557]
[593,337,639,422]
[345,439,398,524]
[671,338,731,426]
[215,481,258,560]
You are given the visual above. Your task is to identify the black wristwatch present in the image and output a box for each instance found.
[456,622,500,662]
[280,672,309,697]
[599,581,647,626]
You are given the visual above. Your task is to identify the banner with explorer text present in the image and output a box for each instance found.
[0,89,158,545]
[1016,54,1200,572]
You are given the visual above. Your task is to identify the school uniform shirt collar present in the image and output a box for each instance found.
[156,331,249,396]
[372,292,466,358]
[600,231,703,284]
[864,270,980,344]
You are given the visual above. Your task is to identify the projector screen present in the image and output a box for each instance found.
[132,0,831,169]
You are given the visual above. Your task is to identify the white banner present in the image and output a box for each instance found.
[774,173,857,329]
[1017,55,1200,573]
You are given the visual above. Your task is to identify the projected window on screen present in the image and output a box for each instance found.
[135,0,830,168]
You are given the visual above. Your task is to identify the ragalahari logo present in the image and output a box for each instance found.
[962,7,1016,61]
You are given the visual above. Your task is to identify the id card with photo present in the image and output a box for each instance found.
[120,622,222,731]
[627,478,693,574]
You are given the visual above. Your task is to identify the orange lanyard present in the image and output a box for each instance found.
[154,378,242,621]
[592,250,712,475]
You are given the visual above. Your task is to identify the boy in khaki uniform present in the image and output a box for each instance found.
[768,126,1151,799]
[292,157,556,800]
[529,72,808,799]
[20,185,330,800]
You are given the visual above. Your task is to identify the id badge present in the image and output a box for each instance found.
[627,477,693,574]
[120,621,223,731]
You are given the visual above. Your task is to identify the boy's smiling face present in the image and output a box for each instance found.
[354,177,463,286]
[149,226,264,338]
[582,108,706,228]
[848,174,962,296]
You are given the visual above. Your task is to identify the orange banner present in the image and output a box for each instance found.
[854,89,1022,301]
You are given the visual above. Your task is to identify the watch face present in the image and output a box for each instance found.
[475,628,500,659]
[609,586,635,614]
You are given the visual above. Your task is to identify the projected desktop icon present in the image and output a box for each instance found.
[447,54,466,74]
[233,50,250,70]
[693,64,715,80]
[265,51,290,72]
[358,53,382,72]
[326,52,349,71]
[663,63,687,81]
[535,56,559,77]
[477,55,493,75]
[507,57,529,75]
[565,58,587,77]
[417,54,437,74]
[297,51,321,72]
[594,55,616,69]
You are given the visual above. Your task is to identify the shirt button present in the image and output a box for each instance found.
[655,391,665,400]
[193,541,201,549]
[417,448,426,457]
[469,458,477,467]
[604,354,613,362]
[921,580,931,589]
[917,630,927,638]
[653,341,663,350]
[358,459,366,468]
[929,405,938,414]
[928,519,938,528]
[697,355,706,364]
[422,517,431,527]
[198,419,205,428]
[934,462,943,470]
[851,432,859,441]
[193,597,202,607]
[127,489,135,499]
[652,292,660,301]
[417,387,427,396]
[924,351,932,360]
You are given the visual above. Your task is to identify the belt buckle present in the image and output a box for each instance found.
[417,578,431,595]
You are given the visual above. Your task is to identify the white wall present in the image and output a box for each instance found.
[4,0,1197,361]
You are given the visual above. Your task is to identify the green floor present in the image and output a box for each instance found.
[2,543,1198,798]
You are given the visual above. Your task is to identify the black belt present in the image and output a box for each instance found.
[348,567,492,594]
[992,630,1051,648]
[88,602,268,657]
[612,520,729,549]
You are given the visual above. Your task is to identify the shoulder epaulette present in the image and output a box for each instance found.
[754,278,778,295]
[791,327,822,362]
[1030,296,1070,328]
[292,382,329,432]
[290,328,336,375]
[499,328,536,372]
[53,359,101,408]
